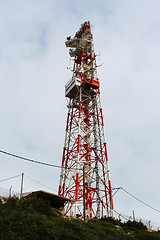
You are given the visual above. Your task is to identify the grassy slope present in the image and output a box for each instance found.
[0,197,159,240]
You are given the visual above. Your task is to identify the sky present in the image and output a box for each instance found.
[0,0,160,229]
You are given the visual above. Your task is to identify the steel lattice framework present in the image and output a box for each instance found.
[58,21,114,218]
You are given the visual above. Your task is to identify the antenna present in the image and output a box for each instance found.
[58,21,114,219]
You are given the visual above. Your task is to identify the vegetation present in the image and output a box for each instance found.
[0,197,159,240]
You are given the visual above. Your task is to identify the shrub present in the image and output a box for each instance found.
[123,220,147,231]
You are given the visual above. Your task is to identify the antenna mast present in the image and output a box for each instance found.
[58,21,114,218]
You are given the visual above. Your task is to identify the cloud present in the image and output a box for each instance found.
[0,0,160,228]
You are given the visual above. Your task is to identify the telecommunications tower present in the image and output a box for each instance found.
[58,21,114,218]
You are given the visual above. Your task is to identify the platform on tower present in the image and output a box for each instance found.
[65,76,100,98]
[65,77,81,98]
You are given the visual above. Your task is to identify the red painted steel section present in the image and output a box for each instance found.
[75,172,79,202]
[100,108,104,126]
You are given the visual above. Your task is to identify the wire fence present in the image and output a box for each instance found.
[113,209,159,230]
[0,187,20,199]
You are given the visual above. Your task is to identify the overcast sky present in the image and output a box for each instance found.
[0,0,160,228]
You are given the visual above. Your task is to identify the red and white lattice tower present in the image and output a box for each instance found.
[58,21,114,218]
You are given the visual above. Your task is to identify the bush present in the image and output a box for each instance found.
[123,220,147,231]
[17,197,53,216]
[0,197,160,240]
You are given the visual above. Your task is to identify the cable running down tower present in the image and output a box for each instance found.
[58,21,114,218]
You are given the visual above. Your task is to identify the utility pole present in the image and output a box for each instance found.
[133,210,135,221]
[20,173,24,199]
[149,220,151,229]
[9,186,12,198]
[102,200,103,218]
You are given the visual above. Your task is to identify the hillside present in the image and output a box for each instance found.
[0,197,159,240]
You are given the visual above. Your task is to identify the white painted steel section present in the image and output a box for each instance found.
[75,87,82,216]
[65,77,81,97]
[77,87,82,174]
[59,100,71,189]
[98,93,114,217]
